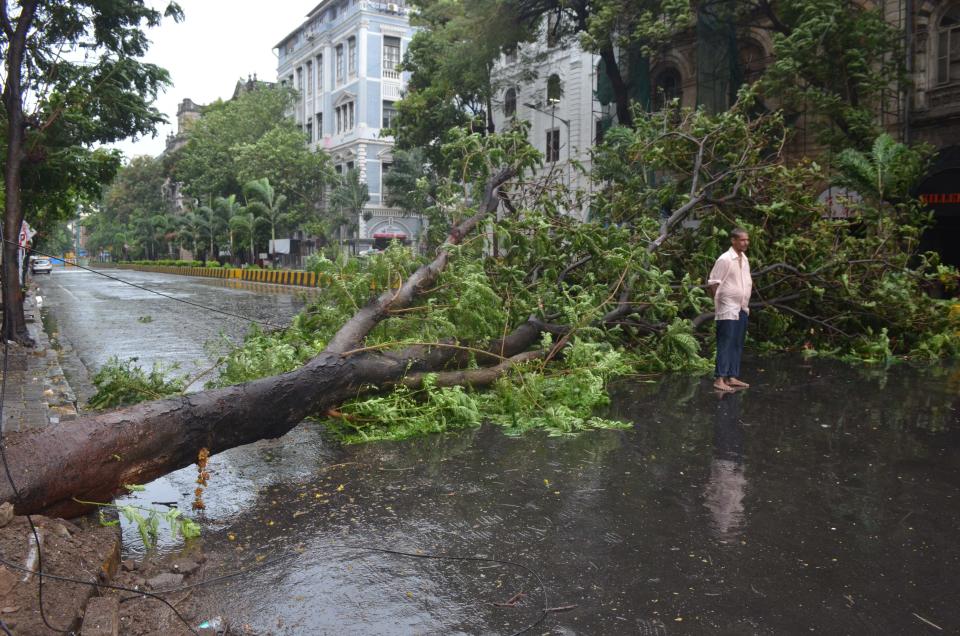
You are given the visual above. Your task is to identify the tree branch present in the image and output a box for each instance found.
[399,350,546,390]
[325,167,515,354]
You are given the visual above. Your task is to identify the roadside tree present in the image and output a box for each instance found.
[0,0,182,344]
[328,170,369,252]
[234,126,335,219]
[173,87,298,203]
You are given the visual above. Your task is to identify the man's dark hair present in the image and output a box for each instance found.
[730,227,749,239]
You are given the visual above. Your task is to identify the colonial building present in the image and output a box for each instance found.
[275,0,423,252]
[493,1,960,265]
[490,22,601,222]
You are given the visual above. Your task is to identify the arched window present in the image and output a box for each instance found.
[738,40,767,86]
[504,87,517,118]
[938,6,960,84]
[653,68,682,110]
[547,74,562,104]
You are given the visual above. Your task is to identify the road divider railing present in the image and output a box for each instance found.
[102,263,397,291]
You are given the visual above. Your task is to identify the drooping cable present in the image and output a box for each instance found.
[9,241,285,329]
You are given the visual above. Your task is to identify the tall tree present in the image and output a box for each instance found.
[173,87,298,203]
[214,194,244,262]
[395,0,527,167]
[745,0,904,150]
[233,125,335,218]
[399,0,691,147]
[187,204,224,263]
[0,0,182,344]
[228,205,260,265]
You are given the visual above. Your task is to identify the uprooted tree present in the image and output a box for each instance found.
[3,100,957,517]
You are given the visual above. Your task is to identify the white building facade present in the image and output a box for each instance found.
[275,0,422,251]
[491,22,604,221]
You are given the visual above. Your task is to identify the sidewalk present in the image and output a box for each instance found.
[0,285,122,634]
[0,285,78,433]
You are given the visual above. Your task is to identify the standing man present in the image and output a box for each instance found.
[708,228,752,392]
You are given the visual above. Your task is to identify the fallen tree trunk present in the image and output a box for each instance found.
[0,168,521,518]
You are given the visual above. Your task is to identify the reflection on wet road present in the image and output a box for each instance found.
[37,270,960,634]
[185,362,960,635]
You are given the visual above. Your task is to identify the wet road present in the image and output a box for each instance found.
[37,269,960,635]
[38,268,312,394]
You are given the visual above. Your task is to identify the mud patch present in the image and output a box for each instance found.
[0,515,119,634]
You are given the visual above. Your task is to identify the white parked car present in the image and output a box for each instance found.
[31,257,53,275]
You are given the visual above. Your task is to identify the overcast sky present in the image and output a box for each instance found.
[108,0,312,160]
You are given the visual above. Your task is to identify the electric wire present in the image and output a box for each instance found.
[0,229,71,632]
[11,241,285,329]
[0,232,203,634]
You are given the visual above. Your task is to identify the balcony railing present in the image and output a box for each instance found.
[383,83,402,100]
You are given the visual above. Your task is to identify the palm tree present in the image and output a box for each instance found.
[243,178,289,261]
[130,211,155,260]
[228,204,263,265]
[214,194,243,263]
[834,133,923,206]
[189,205,225,262]
[328,169,369,252]
[150,214,177,259]
[177,213,201,259]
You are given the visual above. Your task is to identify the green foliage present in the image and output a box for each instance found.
[189,117,956,448]
[326,170,369,244]
[479,340,633,436]
[89,356,185,409]
[645,319,713,372]
[3,0,183,239]
[234,125,335,216]
[243,177,290,244]
[834,134,933,205]
[329,374,483,443]
[86,498,200,550]
[396,0,527,167]
[382,147,438,217]
[757,0,905,150]
[173,86,299,201]
[325,341,631,442]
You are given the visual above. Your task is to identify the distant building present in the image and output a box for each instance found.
[164,98,203,155]
[491,23,601,222]
[275,0,422,252]
[233,73,276,100]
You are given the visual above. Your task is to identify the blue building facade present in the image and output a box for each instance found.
[275,0,422,251]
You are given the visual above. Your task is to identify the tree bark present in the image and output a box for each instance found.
[598,43,633,128]
[1,0,39,346]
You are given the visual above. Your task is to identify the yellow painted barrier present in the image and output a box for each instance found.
[101,264,330,289]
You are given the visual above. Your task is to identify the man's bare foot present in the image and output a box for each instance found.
[713,379,735,392]
[727,378,750,388]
